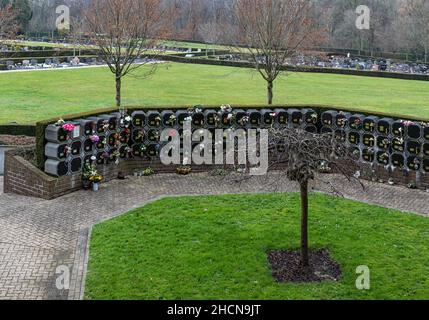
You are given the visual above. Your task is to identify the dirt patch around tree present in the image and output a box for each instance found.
[267,249,342,283]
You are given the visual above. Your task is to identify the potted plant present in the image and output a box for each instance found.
[142,167,155,176]
[176,165,192,175]
[83,163,103,191]
[82,165,91,190]
[89,172,103,191]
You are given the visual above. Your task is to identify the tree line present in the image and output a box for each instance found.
[2,0,427,60]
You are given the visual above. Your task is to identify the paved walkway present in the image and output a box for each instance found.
[0,173,428,300]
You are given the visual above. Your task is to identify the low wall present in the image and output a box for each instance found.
[3,147,429,200]
[0,125,36,136]
[3,149,212,199]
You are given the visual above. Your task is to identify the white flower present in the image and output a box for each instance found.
[184,116,193,122]
[227,114,233,120]
[91,156,97,161]
[220,104,232,113]
[125,116,132,122]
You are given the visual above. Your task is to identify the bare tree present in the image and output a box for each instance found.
[214,110,360,268]
[230,0,323,104]
[266,127,359,266]
[199,21,223,56]
[0,3,18,42]
[79,0,173,108]
[0,3,18,67]
[400,0,429,63]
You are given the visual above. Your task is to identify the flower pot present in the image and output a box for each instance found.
[92,183,99,192]
[177,166,192,175]
[82,179,91,190]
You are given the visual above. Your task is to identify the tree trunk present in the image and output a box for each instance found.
[267,81,273,105]
[115,77,121,107]
[300,181,309,267]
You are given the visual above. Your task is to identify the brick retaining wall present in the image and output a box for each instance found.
[3,149,216,199]
[3,147,429,200]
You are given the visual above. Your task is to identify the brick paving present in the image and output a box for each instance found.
[0,173,428,300]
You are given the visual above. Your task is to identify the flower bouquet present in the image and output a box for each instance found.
[83,164,103,191]
[176,165,192,175]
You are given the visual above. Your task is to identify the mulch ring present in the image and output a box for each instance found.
[267,249,341,283]
[0,135,35,146]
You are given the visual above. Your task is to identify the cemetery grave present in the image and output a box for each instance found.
[3,105,420,200]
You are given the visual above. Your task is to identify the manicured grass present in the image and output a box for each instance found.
[1,62,429,124]
[85,193,429,300]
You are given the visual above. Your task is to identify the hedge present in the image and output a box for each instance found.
[35,104,429,169]
[1,55,97,64]
[0,49,94,59]
[149,54,429,82]
[0,125,35,136]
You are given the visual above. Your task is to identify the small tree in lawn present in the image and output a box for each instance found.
[212,106,363,271]
[267,126,360,267]
[215,107,360,270]
[79,0,173,108]
[231,0,323,105]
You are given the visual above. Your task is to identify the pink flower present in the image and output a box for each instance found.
[62,123,75,132]
[90,135,100,143]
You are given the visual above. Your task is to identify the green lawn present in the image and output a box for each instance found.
[1,62,429,124]
[85,193,429,300]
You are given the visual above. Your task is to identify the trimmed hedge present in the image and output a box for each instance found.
[35,104,429,169]
[0,125,36,136]
[150,54,429,82]
[1,55,97,64]
[0,49,95,59]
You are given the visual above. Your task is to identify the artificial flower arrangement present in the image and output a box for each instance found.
[176,165,192,175]
[89,173,103,183]
[55,118,66,126]
[102,120,110,132]
[90,134,100,143]
[239,115,250,126]
[142,167,155,176]
[62,123,75,132]
[135,129,146,142]
[59,123,76,140]
[120,114,133,128]
[82,163,103,191]
[167,114,177,126]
